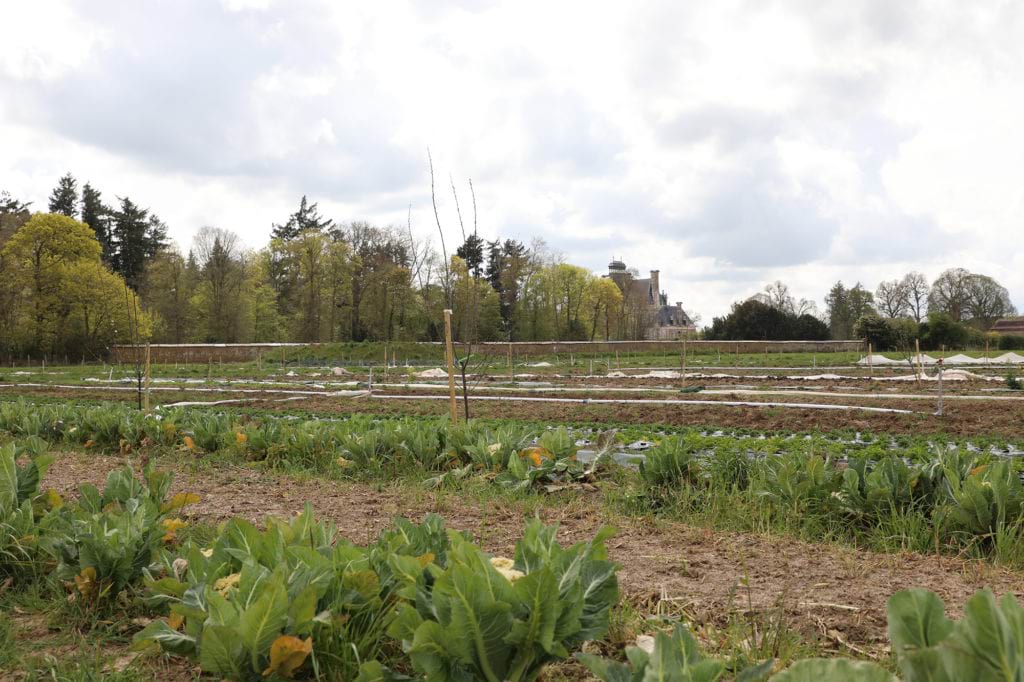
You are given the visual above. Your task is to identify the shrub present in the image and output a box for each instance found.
[998,334,1024,351]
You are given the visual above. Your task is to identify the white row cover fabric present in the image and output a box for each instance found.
[858,353,1024,366]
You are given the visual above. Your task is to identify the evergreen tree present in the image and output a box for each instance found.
[111,197,168,288]
[1,190,32,248]
[48,172,79,217]
[485,239,504,292]
[80,182,113,261]
[456,233,485,278]
[271,195,333,241]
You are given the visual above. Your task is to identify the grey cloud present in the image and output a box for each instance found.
[659,106,783,151]
[5,0,421,201]
[521,90,625,176]
[681,169,839,268]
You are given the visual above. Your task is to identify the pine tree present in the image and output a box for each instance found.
[48,172,79,217]
[456,234,485,278]
[80,182,113,261]
[111,197,168,288]
[270,196,333,241]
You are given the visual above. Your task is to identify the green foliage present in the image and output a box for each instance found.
[139,507,454,680]
[887,587,1024,681]
[0,440,61,578]
[639,436,702,488]
[577,623,746,681]
[389,519,619,681]
[53,463,194,606]
[706,300,829,341]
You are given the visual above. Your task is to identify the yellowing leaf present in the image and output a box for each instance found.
[75,566,98,599]
[970,464,989,477]
[235,431,248,445]
[45,489,64,510]
[183,436,196,451]
[160,492,201,513]
[214,572,241,596]
[519,446,551,467]
[161,518,188,543]
[167,612,185,631]
[262,635,313,678]
[336,457,353,469]
[416,552,435,567]
[84,440,95,449]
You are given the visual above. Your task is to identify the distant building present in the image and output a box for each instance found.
[605,259,696,339]
[992,317,1024,335]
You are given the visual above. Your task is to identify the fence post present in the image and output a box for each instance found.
[444,310,458,424]
[143,343,151,413]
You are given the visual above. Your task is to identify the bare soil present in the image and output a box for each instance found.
[42,452,1024,657]
[5,384,1024,439]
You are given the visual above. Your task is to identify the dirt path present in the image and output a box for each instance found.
[41,452,1024,656]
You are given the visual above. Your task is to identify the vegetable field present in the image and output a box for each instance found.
[2,354,1024,679]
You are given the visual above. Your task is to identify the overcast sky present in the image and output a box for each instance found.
[2,0,1022,323]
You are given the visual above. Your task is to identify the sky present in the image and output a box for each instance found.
[2,0,1022,324]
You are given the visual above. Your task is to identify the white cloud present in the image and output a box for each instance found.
[1,0,1022,323]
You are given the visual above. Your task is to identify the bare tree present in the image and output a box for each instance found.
[763,280,797,314]
[966,274,1017,329]
[427,149,453,308]
[876,279,909,318]
[901,271,929,323]
[928,268,973,321]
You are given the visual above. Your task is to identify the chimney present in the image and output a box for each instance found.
[649,270,659,305]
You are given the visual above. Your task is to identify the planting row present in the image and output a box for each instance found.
[4,399,1024,557]
[641,435,1024,562]
[6,439,1024,679]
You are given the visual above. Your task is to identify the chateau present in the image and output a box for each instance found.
[605,259,696,339]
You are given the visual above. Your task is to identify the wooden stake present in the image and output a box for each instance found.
[868,343,873,379]
[143,343,151,413]
[508,343,513,382]
[443,310,458,424]
[681,337,687,388]
[915,338,923,387]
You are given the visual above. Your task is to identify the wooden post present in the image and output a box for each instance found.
[936,358,944,416]
[383,343,388,381]
[143,343,151,413]
[681,337,687,388]
[921,337,929,385]
[443,310,458,424]
[508,343,513,383]
[868,343,873,379]
[986,338,990,365]
[615,350,619,370]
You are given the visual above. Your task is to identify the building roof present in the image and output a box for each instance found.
[993,317,1024,334]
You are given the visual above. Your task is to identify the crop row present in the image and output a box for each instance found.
[7,438,1024,679]
[640,433,1024,561]
[3,399,1024,560]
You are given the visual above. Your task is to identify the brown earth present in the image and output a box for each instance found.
[42,451,1024,658]
[4,383,1024,438]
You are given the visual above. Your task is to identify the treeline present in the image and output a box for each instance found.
[708,274,1019,349]
[0,175,669,359]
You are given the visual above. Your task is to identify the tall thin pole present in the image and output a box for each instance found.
[868,343,873,379]
[921,335,929,385]
[444,310,458,424]
[143,343,151,414]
